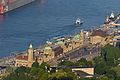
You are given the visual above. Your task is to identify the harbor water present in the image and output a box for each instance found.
[0,0,120,57]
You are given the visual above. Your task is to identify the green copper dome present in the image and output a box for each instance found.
[44,46,52,50]
[73,34,80,40]
[57,41,64,45]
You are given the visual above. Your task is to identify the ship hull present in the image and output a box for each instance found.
[0,0,35,14]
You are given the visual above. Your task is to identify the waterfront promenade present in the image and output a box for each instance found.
[47,13,120,66]
[0,56,15,66]
[0,13,120,67]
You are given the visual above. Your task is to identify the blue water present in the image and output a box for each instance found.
[0,0,120,57]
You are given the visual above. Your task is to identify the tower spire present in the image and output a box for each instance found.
[28,43,33,67]
[29,44,33,49]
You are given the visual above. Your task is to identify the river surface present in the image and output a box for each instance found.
[0,0,120,57]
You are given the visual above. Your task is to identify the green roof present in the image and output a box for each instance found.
[57,41,64,45]
[73,34,80,40]
[44,46,52,50]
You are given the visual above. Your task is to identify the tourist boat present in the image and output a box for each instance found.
[75,18,83,26]
[109,12,115,19]
[104,16,110,24]
[0,0,36,14]
[104,12,116,24]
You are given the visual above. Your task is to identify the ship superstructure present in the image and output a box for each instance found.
[0,0,35,14]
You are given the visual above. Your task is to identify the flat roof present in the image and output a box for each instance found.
[50,66,94,69]
[0,66,7,70]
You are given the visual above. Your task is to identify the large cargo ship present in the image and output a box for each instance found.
[0,0,35,14]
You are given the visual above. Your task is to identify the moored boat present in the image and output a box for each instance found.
[0,0,36,14]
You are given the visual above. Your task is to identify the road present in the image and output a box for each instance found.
[0,56,15,66]
[48,45,101,66]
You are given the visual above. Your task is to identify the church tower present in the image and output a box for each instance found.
[80,29,85,45]
[28,44,34,67]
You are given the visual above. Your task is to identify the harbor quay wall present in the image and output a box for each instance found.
[0,13,120,67]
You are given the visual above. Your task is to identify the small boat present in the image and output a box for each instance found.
[75,18,83,26]
[109,12,115,19]
[104,16,110,24]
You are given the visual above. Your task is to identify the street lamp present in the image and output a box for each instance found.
[50,68,52,71]
[61,60,64,62]
[48,70,50,73]
[56,69,58,72]
[45,66,47,70]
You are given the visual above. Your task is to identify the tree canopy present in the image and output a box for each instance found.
[3,44,120,80]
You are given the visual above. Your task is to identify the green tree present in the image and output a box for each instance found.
[38,72,49,80]
[75,58,93,67]
[94,56,108,75]
[101,44,120,66]
[99,75,109,80]
[14,66,31,80]
[58,60,74,66]
[105,69,116,80]
[15,66,30,74]
[30,67,40,77]
[78,77,96,80]
[30,68,49,80]
[32,61,39,68]
[4,73,18,80]
[50,69,74,80]
[39,62,50,70]
[87,61,94,67]
[112,66,120,77]
[6,66,14,73]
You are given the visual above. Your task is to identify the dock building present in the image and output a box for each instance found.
[15,44,63,67]
[15,44,34,67]
[90,29,109,46]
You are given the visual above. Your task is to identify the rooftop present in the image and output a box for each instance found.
[0,66,7,70]
[16,55,28,60]
[73,34,80,40]
[91,29,108,37]
[44,46,52,50]
[56,41,64,45]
